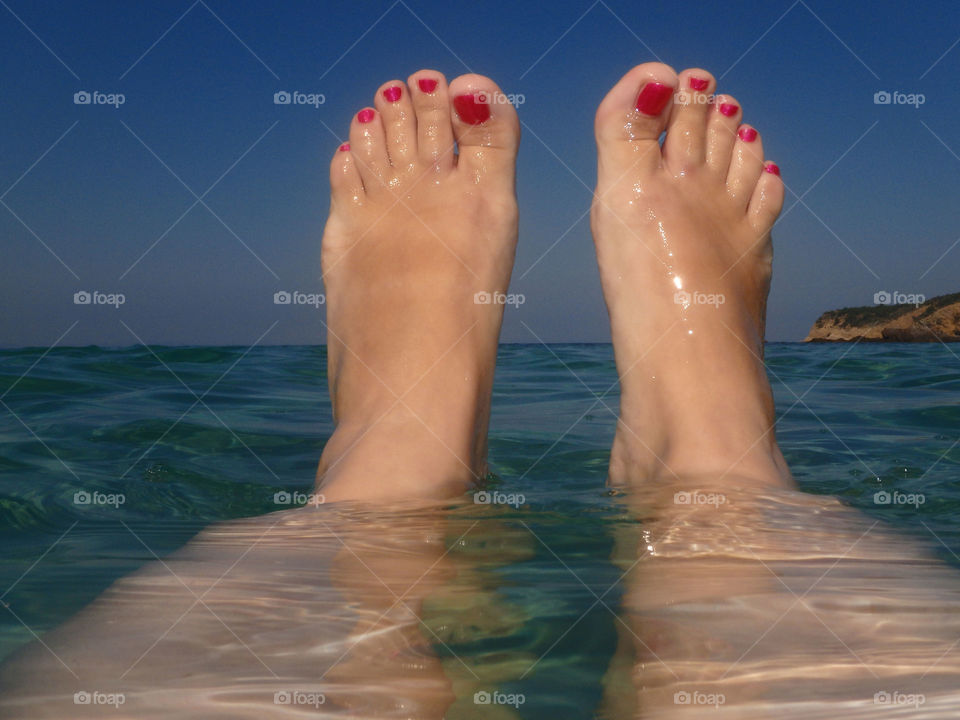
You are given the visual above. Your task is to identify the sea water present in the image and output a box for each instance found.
[0,343,958,717]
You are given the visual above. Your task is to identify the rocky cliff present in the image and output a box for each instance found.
[805,292,960,342]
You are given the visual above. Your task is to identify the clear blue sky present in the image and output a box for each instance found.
[1,0,958,346]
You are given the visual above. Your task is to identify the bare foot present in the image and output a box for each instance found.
[591,62,790,487]
[317,71,520,503]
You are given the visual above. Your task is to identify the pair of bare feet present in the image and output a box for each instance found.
[317,62,792,504]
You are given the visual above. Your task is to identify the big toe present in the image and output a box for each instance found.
[595,62,678,179]
[447,74,520,189]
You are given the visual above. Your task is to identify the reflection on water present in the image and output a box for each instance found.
[0,504,533,719]
[3,486,960,718]
[601,481,960,719]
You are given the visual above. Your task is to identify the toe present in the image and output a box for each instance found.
[595,62,678,178]
[726,124,765,208]
[348,107,392,193]
[374,80,418,174]
[329,142,364,206]
[748,162,784,233]
[663,68,715,173]
[705,93,742,175]
[447,74,520,187]
[408,70,456,173]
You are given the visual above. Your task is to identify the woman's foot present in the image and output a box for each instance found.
[317,71,520,503]
[591,62,791,487]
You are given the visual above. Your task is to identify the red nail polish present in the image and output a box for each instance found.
[338,143,350,152]
[719,103,739,117]
[738,127,757,142]
[418,78,438,94]
[357,108,375,123]
[764,162,780,176]
[453,93,490,125]
[382,86,402,103]
[688,77,709,91]
[635,82,673,115]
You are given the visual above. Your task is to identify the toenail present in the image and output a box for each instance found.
[719,102,739,117]
[357,108,375,123]
[738,127,757,142]
[764,162,780,176]
[417,78,438,94]
[688,77,710,91]
[338,143,350,152]
[453,93,491,125]
[382,85,402,103]
[635,82,673,116]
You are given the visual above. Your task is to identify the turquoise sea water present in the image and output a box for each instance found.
[1,343,959,717]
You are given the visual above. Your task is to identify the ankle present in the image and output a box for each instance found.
[317,416,483,503]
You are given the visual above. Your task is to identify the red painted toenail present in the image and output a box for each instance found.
[719,102,739,117]
[382,85,402,102]
[635,82,673,115]
[688,77,710,91]
[357,108,375,123]
[738,127,757,142]
[453,93,491,125]
[338,143,350,152]
[764,162,780,176]
[418,78,438,93]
